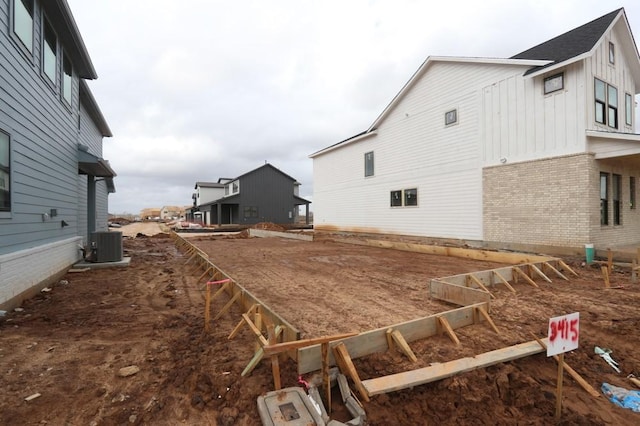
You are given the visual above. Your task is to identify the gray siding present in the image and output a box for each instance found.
[236,165,299,224]
[0,0,109,255]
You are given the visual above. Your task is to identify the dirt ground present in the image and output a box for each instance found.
[1,223,639,425]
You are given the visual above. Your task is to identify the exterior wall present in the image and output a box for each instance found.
[235,166,297,224]
[313,62,536,240]
[0,237,82,310]
[591,158,640,247]
[481,61,588,166]
[196,186,224,206]
[483,154,594,247]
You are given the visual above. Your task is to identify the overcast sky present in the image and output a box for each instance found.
[65,1,640,215]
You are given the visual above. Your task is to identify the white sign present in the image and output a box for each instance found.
[547,312,579,357]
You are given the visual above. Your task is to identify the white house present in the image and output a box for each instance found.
[189,181,225,224]
[310,8,640,252]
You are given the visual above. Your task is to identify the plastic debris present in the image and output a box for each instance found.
[601,383,640,412]
[595,346,621,373]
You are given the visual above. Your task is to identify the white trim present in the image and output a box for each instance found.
[0,237,82,263]
[586,130,640,142]
[309,131,377,158]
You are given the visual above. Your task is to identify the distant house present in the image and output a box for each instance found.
[311,8,640,252]
[160,205,182,220]
[189,163,311,225]
[1,0,115,308]
[140,208,161,220]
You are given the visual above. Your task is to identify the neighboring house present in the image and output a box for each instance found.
[160,205,182,220]
[140,208,161,220]
[311,8,640,252]
[191,163,311,226]
[188,181,225,224]
[1,0,115,308]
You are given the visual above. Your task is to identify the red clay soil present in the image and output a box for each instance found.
[0,231,639,425]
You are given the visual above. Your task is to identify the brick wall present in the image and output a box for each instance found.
[484,153,640,250]
[0,237,82,309]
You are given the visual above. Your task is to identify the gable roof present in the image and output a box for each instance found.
[511,8,623,75]
[233,163,299,183]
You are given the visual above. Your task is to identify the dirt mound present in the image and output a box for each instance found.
[251,222,286,232]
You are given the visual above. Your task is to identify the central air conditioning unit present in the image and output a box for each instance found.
[90,231,123,262]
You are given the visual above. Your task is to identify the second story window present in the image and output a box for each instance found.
[0,130,10,212]
[609,42,615,64]
[13,0,34,53]
[63,54,72,105]
[364,151,374,177]
[626,93,633,126]
[544,73,564,94]
[595,78,618,129]
[43,17,57,84]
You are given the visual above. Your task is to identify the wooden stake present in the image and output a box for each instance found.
[512,267,539,288]
[530,264,552,283]
[268,324,281,390]
[556,353,564,420]
[558,260,579,277]
[467,275,495,299]
[474,306,500,334]
[607,249,613,271]
[601,266,611,288]
[543,262,568,281]
[437,316,461,345]
[198,267,213,283]
[385,328,394,351]
[390,330,418,362]
[332,343,370,402]
[204,284,211,332]
[529,333,600,398]
[492,270,516,293]
[214,291,241,320]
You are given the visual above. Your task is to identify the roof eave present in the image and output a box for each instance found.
[309,130,377,158]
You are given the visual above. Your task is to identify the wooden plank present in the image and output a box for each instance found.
[390,330,418,362]
[332,343,370,402]
[262,332,358,356]
[242,347,265,377]
[204,284,212,332]
[558,260,579,277]
[492,270,516,293]
[197,267,213,283]
[241,313,269,347]
[474,305,500,334]
[467,275,495,299]
[361,339,547,396]
[430,280,491,306]
[543,262,568,281]
[530,264,552,283]
[213,291,241,320]
[529,333,600,398]
[601,266,610,288]
[322,342,331,415]
[436,316,460,345]
[385,329,394,351]
[268,325,281,390]
[297,303,487,374]
[513,267,539,288]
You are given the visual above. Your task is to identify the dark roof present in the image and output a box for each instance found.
[511,8,622,75]
[233,163,298,183]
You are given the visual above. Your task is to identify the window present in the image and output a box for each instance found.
[630,177,636,209]
[544,73,564,94]
[613,174,621,225]
[600,173,609,226]
[595,79,618,128]
[404,188,418,206]
[63,54,72,105]
[364,151,374,177]
[626,93,633,126]
[390,188,418,207]
[43,17,57,84]
[232,180,239,194]
[608,85,618,129]
[445,109,457,125]
[13,0,34,53]
[0,130,10,212]
[609,42,615,64]
[390,190,402,207]
[243,206,258,218]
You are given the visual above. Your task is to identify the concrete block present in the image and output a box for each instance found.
[337,374,350,403]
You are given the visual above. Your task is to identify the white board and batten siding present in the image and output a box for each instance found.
[314,61,540,240]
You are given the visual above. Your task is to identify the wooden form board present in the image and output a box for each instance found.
[361,338,548,396]
[344,239,553,264]
[172,233,301,344]
[429,280,491,306]
[249,228,313,241]
[297,302,488,374]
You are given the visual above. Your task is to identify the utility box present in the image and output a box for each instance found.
[91,231,123,262]
[257,387,324,426]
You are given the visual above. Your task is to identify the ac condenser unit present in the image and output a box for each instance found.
[91,231,123,262]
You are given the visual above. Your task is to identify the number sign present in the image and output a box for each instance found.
[547,312,579,356]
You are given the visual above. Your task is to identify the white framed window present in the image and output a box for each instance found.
[626,93,633,126]
[231,180,239,194]
[390,188,418,207]
[445,109,457,126]
[595,78,618,129]
[364,151,374,177]
[544,73,564,94]
[609,42,615,64]
[13,0,34,53]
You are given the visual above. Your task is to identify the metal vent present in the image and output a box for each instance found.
[91,231,123,262]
